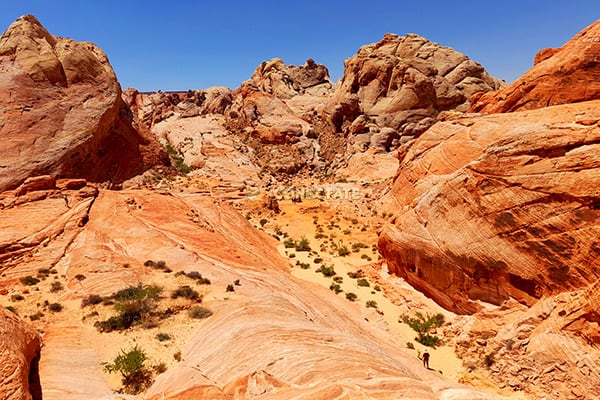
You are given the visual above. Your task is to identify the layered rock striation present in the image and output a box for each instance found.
[379,101,600,314]
[0,307,41,400]
[0,15,163,192]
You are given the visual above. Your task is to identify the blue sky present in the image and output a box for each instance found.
[1,1,599,91]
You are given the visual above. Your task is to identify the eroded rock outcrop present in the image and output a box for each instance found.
[322,33,503,159]
[0,307,41,400]
[379,101,600,314]
[225,58,334,174]
[0,15,163,192]
[470,20,600,113]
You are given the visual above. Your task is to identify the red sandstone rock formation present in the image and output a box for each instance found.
[470,20,600,113]
[0,307,41,400]
[379,101,600,314]
[0,15,164,192]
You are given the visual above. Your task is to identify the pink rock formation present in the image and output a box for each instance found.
[470,20,600,113]
[0,307,41,400]
[0,15,164,192]
[379,101,600,314]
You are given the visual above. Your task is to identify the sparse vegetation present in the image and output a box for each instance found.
[155,333,171,342]
[345,292,357,301]
[47,303,63,312]
[11,294,25,301]
[226,284,235,292]
[333,276,343,283]
[188,306,213,319]
[337,245,350,257]
[329,283,343,294]
[347,270,365,279]
[74,274,87,281]
[103,345,153,394]
[166,144,192,175]
[317,265,336,277]
[20,276,40,286]
[399,312,445,347]
[357,278,370,287]
[81,294,104,307]
[295,237,311,252]
[365,300,378,308]
[29,312,44,321]
[50,281,64,293]
[484,353,495,367]
[283,238,296,248]
[171,285,200,300]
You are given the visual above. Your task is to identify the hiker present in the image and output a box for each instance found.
[423,349,430,368]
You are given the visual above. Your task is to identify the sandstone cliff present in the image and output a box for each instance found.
[0,307,41,400]
[470,20,600,113]
[379,101,600,314]
[0,15,163,192]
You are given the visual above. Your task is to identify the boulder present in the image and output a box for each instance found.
[0,15,164,192]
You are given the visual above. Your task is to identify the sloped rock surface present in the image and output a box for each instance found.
[0,307,41,400]
[379,101,600,314]
[470,20,600,113]
[0,15,163,192]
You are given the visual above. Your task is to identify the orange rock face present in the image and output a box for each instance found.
[0,307,41,400]
[379,101,600,314]
[470,20,600,113]
[0,15,163,192]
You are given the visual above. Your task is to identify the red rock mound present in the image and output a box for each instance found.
[0,15,164,192]
[379,101,600,314]
[470,20,600,113]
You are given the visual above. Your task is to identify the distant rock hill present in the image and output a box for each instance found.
[0,15,165,192]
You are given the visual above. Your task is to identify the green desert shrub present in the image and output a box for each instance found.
[399,312,445,347]
[20,276,40,286]
[171,285,200,300]
[188,306,213,319]
[357,278,370,287]
[103,345,153,394]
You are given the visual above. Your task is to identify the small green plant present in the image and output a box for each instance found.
[345,292,357,302]
[283,238,296,248]
[103,345,153,394]
[155,333,171,342]
[295,237,311,252]
[226,284,235,292]
[317,265,336,277]
[399,312,445,347]
[347,270,364,279]
[188,306,213,319]
[74,274,86,281]
[166,144,192,175]
[337,246,350,257]
[374,285,381,291]
[50,281,64,293]
[81,294,104,307]
[329,283,343,294]
[47,303,63,312]
[20,276,40,286]
[29,312,44,321]
[5,305,17,313]
[365,300,378,308]
[185,271,203,280]
[357,278,370,287]
[171,285,200,300]
[333,276,343,283]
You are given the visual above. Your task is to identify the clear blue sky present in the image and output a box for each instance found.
[1,1,599,92]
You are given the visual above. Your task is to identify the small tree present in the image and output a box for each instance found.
[103,345,153,394]
[399,312,445,347]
